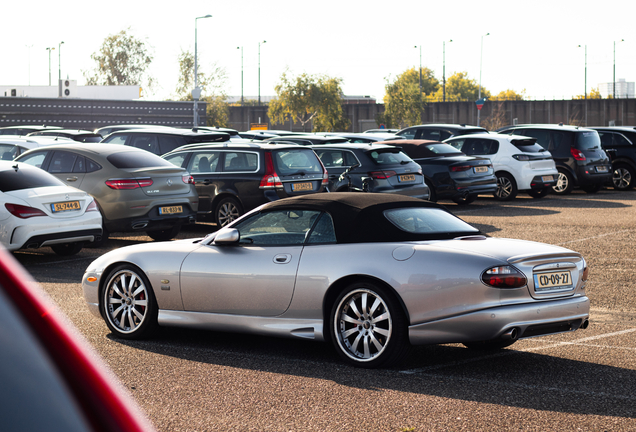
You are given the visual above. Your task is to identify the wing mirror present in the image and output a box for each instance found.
[213,228,240,245]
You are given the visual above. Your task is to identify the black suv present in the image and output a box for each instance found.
[497,125,612,194]
[589,126,636,190]
[101,127,230,155]
[162,142,328,226]
[396,124,488,141]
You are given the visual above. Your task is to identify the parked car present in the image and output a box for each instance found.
[0,125,63,136]
[0,161,102,255]
[444,133,558,200]
[83,193,590,369]
[0,245,155,431]
[101,127,230,155]
[363,128,400,134]
[396,124,488,141]
[312,143,429,199]
[497,124,612,194]
[238,130,280,141]
[263,135,349,146]
[0,136,75,160]
[191,126,240,137]
[15,143,198,242]
[316,132,405,143]
[162,142,328,226]
[27,129,103,143]
[589,126,636,190]
[94,124,173,138]
[379,140,497,204]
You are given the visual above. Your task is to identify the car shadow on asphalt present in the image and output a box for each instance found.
[107,327,636,419]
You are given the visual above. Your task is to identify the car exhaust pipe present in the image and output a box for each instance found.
[131,221,148,230]
[501,327,518,340]
[580,319,590,330]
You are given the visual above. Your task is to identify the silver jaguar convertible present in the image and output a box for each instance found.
[83,193,590,368]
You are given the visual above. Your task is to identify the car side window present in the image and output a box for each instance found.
[189,152,221,173]
[234,210,321,246]
[447,139,465,151]
[317,150,345,167]
[398,129,416,140]
[17,151,48,169]
[159,136,187,155]
[164,153,186,168]
[612,133,632,147]
[49,151,78,173]
[307,212,337,244]
[86,158,102,173]
[224,152,258,172]
[129,135,160,154]
[417,129,442,141]
[102,134,128,145]
[72,156,86,173]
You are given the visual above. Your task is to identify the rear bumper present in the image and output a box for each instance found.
[408,295,590,345]
[575,167,612,186]
[105,204,197,233]
[529,174,558,190]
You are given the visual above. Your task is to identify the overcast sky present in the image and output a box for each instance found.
[2,0,634,102]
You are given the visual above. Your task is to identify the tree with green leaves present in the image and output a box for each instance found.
[493,89,525,100]
[268,72,349,132]
[173,49,230,127]
[83,28,155,92]
[433,71,491,102]
[382,67,438,129]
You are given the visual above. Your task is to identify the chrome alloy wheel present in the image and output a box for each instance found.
[613,167,632,190]
[334,288,393,362]
[104,269,149,334]
[553,172,570,193]
[217,200,241,226]
[496,176,514,199]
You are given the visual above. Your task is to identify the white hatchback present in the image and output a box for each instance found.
[445,133,558,200]
[0,161,102,255]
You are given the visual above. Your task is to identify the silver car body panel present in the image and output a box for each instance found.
[83,236,589,344]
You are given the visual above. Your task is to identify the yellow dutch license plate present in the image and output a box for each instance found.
[534,270,573,291]
[292,182,313,191]
[159,205,183,215]
[474,166,488,174]
[542,175,554,182]
[51,201,80,212]
[399,174,415,182]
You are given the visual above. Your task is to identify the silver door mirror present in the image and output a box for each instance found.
[213,228,239,245]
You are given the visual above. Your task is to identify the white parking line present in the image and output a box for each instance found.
[556,229,633,246]
[400,327,636,375]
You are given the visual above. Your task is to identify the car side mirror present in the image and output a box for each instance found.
[213,228,239,245]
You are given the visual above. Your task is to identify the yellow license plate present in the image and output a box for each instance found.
[542,175,554,182]
[534,270,573,291]
[159,205,183,215]
[399,174,415,182]
[473,166,488,173]
[292,182,313,191]
[51,201,80,212]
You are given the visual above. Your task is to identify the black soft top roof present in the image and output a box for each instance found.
[261,193,479,243]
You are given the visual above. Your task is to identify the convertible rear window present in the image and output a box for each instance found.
[107,152,176,169]
[384,208,479,235]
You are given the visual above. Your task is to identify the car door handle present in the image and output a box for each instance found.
[65,176,78,182]
[273,253,292,264]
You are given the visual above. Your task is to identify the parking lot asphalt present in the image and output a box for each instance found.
[13,189,636,431]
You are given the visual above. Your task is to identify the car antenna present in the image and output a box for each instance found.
[12,164,19,171]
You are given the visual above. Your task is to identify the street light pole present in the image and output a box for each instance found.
[58,41,64,97]
[443,39,452,102]
[193,14,212,128]
[478,32,489,126]
[578,44,587,99]
[46,47,55,86]
[613,39,624,98]
[414,45,422,93]
[258,40,266,106]
[26,45,33,86]
[237,46,243,106]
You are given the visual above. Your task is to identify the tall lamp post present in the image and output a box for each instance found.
[443,39,452,102]
[414,45,422,119]
[258,40,266,106]
[193,14,212,128]
[45,47,55,86]
[237,46,244,106]
[26,44,33,86]
[58,41,64,97]
[613,39,624,98]
[578,44,587,99]
[477,32,489,126]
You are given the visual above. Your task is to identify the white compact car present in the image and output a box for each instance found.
[445,133,558,200]
[0,136,74,160]
[0,161,102,255]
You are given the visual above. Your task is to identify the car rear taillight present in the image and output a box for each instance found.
[512,154,530,161]
[86,200,99,212]
[368,170,397,179]
[450,165,472,172]
[582,266,589,281]
[105,178,154,189]
[182,175,194,184]
[5,203,47,218]
[259,152,283,189]
[317,155,329,186]
[481,265,527,288]
[570,147,586,161]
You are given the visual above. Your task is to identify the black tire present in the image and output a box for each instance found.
[552,169,574,195]
[494,173,518,201]
[146,225,180,241]
[215,197,243,227]
[329,281,410,368]
[51,242,83,256]
[582,183,603,194]
[426,180,437,202]
[463,339,517,350]
[100,265,158,339]
[527,187,551,199]
[452,194,477,205]
[612,165,634,190]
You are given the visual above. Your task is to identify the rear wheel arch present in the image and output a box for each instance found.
[98,262,151,317]
[210,192,243,213]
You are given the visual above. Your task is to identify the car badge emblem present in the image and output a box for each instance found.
[65,194,70,200]
[167,179,172,186]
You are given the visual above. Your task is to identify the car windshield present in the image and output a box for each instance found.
[576,131,601,150]
[384,207,480,235]
[107,151,177,169]
[0,165,64,192]
[272,149,323,175]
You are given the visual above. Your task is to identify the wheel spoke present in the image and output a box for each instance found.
[369,332,384,352]
[371,311,389,325]
[135,299,148,308]
[112,282,125,299]
[348,298,363,320]
[112,304,125,319]
[373,327,390,337]
[132,286,145,298]
[131,307,145,321]
[343,327,359,338]
[351,332,363,354]
[127,274,138,294]
[362,336,371,358]
[369,297,381,316]
[341,314,361,325]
